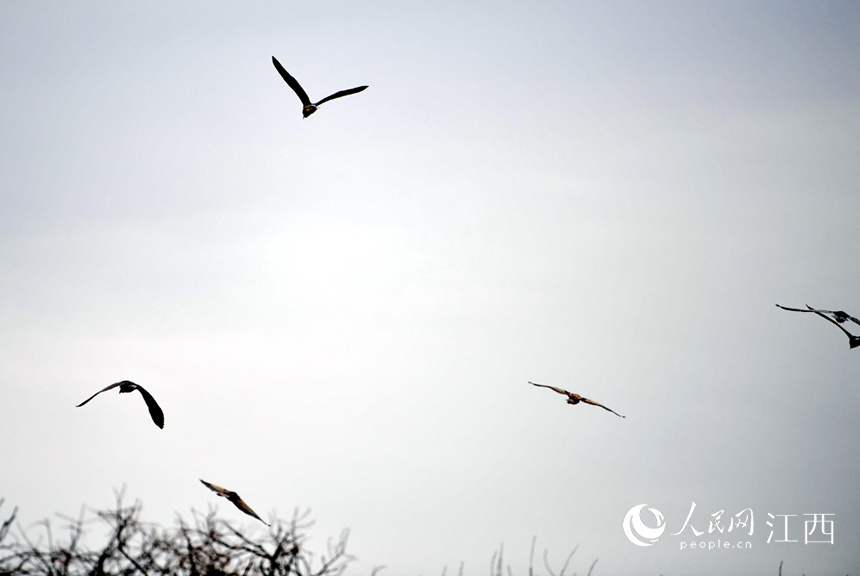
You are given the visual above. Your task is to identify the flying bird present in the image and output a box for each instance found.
[76,380,164,429]
[776,304,860,349]
[529,381,625,418]
[272,56,368,118]
[200,480,268,525]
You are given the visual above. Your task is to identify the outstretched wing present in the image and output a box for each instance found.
[230,497,268,525]
[776,303,813,313]
[314,85,368,107]
[272,56,311,106]
[76,381,123,407]
[779,304,860,348]
[777,304,860,325]
[580,397,626,418]
[806,305,860,327]
[528,381,571,396]
[200,479,230,497]
[808,307,860,348]
[134,385,165,429]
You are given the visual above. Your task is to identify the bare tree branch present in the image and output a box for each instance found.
[0,495,356,576]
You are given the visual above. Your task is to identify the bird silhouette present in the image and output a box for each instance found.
[200,480,268,525]
[529,381,625,418]
[776,304,860,349]
[76,380,164,428]
[272,56,367,118]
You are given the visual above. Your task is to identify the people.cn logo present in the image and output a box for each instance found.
[623,504,666,546]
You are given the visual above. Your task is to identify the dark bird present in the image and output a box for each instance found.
[76,380,164,429]
[272,56,367,118]
[529,381,625,418]
[200,480,268,525]
[776,304,860,349]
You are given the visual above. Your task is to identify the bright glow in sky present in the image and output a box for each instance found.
[1,2,859,574]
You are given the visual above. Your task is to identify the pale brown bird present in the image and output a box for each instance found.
[200,480,268,525]
[529,381,625,418]
[776,304,860,349]
[76,380,164,429]
[272,56,368,118]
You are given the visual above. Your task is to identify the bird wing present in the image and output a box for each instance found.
[76,381,123,407]
[777,304,860,326]
[808,307,860,341]
[200,479,230,497]
[314,85,368,107]
[272,56,311,106]
[776,303,814,313]
[528,381,571,396]
[806,305,860,327]
[134,385,164,429]
[231,497,268,525]
[579,396,626,418]
[778,304,860,348]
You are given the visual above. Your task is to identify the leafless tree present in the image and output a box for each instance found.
[2,501,794,576]
[0,493,373,576]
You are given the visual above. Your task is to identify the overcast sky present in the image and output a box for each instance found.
[1,2,859,575]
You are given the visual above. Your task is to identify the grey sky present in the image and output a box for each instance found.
[1,2,859,574]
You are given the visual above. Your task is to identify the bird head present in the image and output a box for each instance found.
[117,381,137,393]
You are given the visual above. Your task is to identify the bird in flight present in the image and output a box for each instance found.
[529,381,625,418]
[272,56,368,118]
[76,381,164,429]
[776,304,860,349]
[200,480,268,525]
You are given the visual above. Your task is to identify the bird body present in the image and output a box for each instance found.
[272,56,367,118]
[776,304,860,349]
[76,380,164,428]
[529,381,625,418]
[200,480,268,525]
